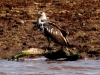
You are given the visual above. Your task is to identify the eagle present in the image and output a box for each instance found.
[36,11,71,50]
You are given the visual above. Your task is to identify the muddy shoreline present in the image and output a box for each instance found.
[0,0,100,59]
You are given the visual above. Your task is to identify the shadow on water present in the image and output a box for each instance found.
[0,58,100,75]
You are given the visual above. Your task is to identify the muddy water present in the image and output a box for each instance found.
[0,58,100,75]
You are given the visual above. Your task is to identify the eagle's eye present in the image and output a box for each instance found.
[38,11,43,15]
[41,20,44,22]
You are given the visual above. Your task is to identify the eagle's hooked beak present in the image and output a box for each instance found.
[37,11,47,20]
[38,11,43,15]
[38,12,41,15]
[37,11,43,18]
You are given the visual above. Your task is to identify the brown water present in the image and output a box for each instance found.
[0,58,100,75]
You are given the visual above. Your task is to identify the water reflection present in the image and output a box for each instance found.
[0,58,100,75]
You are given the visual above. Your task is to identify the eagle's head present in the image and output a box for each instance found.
[38,11,47,20]
[36,11,47,31]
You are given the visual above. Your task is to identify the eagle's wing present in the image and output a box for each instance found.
[47,22,67,37]
[43,22,69,46]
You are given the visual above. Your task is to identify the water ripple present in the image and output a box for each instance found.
[0,58,100,75]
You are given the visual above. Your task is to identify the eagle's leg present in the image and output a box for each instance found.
[44,37,51,52]
[47,37,51,49]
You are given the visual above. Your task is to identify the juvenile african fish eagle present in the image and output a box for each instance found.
[36,11,71,50]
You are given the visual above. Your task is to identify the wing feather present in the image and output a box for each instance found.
[47,22,67,37]
[43,22,69,46]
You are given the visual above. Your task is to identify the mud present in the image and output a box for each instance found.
[0,0,100,59]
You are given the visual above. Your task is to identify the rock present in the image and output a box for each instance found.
[11,48,80,61]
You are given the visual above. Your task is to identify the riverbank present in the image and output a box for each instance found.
[0,0,100,59]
